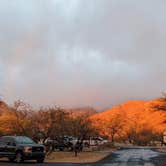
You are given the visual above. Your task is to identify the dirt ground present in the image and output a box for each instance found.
[46,151,111,163]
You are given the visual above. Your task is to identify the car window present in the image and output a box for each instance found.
[15,136,35,144]
[3,137,15,146]
[0,137,6,145]
[6,138,15,146]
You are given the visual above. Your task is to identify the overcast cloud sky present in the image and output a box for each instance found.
[1,0,166,109]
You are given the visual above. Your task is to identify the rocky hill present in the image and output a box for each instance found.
[91,100,166,142]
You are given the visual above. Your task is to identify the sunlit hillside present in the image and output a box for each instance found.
[91,100,166,145]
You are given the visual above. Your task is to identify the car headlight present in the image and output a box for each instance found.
[24,146,32,153]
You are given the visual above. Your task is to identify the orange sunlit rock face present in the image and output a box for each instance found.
[91,100,166,142]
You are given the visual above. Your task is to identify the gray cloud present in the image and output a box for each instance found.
[0,0,166,109]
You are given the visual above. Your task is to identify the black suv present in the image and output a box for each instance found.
[0,136,45,163]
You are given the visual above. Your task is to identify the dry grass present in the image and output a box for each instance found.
[46,151,111,163]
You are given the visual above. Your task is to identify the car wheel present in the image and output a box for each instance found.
[8,157,15,162]
[37,158,44,163]
[59,147,64,151]
[15,152,23,163]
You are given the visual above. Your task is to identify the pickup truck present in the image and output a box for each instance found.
[0,136,45,163]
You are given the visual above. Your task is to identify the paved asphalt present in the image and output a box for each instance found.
[0,147,165,166]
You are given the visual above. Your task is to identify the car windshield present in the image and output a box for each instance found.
[15,136,35,144]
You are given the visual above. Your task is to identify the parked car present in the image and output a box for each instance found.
[44,136,74,151]
[89,137,108,146]
[0,136,45,163]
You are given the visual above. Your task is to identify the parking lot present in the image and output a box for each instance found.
[0,147,165,166]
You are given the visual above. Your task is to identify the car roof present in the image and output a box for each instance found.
[1,136,28,139]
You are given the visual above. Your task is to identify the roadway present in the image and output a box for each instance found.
[0,147,165,166]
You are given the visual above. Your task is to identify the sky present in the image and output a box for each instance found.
[1,0,166,110]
